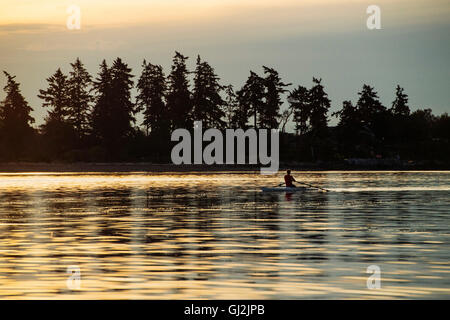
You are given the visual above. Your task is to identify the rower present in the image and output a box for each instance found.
[284,170,297,187]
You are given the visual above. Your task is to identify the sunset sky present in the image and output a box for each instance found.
[0,0,449,128]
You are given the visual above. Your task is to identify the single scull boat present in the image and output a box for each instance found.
[261,187,308,192]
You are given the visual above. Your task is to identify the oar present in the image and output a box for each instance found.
[296,181,330,192]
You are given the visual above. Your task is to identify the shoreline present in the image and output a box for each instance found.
[0,161,449,173]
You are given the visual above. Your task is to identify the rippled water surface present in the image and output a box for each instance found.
[0,171,449,299]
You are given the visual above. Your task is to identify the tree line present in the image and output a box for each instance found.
[1,52,449,163]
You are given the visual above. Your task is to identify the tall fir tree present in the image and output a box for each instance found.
[166,51,192,129]
[288,85,310,135]
[389,85,411,143]
[333,100,363,144]
[136,60,167,135]
[0,72,35,159]
[67,58,92,140]
[391,85,410,117]
[236,71,265,128]
[92,58,136,151]
[192,56,226,128]
[308,78,330,135]
[356,84,388,141]
[38,68,69,123]
[109,57,136,141]
[259,66,290,129]
[334,100,360,129]
[38,68,75,156]
[356,84,386,127]
[332,100,366,156]
[91,60,113,142]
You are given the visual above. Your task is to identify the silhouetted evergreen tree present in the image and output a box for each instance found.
[91,60,113,143]
[356,85,386,128]
[308,78,330,135]
[260,66,290,129]
[166,51,192,129]
[391,85,410,117]
[355,84,389,142]
[334,100,360,129]
[91,58,136,157]
[236,71,264,128]
[67,58,92,141]
[38,68,69,122]
[387,85,410,144]
[109,58,136,142]
[136,60,167,135]
[288,85,310,135]
[38,68,75,157]
[192,56,226,128]
[333,100,366,156]
[0,72,35,160]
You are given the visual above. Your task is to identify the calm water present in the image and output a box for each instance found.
[0,171,449,299]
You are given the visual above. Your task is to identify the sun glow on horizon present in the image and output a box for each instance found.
[1,0,448,28]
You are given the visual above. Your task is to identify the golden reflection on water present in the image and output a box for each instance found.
[0,171,449,299]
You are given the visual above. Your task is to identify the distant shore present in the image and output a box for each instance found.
[0,160,449,173]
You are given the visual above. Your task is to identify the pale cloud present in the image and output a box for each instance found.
[0,23,63,34]
[21,39,124,52]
